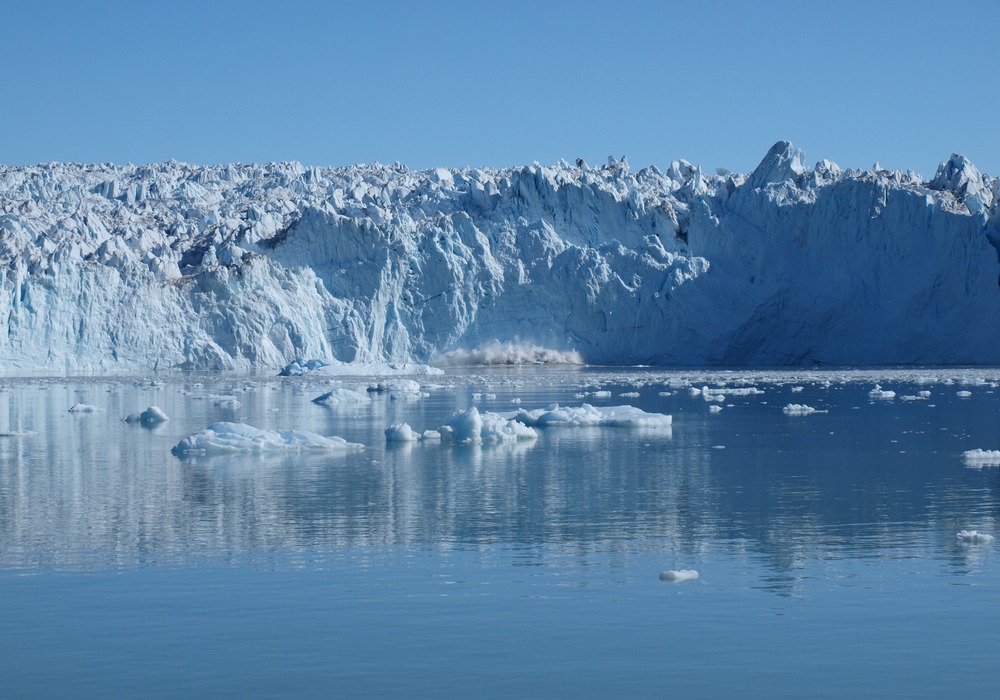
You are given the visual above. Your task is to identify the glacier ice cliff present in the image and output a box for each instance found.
[1,141,999,371]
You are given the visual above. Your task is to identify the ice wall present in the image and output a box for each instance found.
[1,142,998,371]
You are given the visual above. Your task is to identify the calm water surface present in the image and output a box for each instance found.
[1,367,998,698]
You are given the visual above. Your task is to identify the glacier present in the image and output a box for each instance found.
[1,141,999,372]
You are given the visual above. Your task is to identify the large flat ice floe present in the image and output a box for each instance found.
[2,141,999,371]
[513,403,672,428]
[171,422,363,455]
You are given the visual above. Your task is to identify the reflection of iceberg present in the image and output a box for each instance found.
[172,422,363,455]
[513,403,671,428]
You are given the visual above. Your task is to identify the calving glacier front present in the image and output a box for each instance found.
[1,141,998,371]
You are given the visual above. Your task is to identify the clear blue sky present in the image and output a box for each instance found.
[3,0,998,177]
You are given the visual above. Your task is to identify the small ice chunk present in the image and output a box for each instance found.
[68,403,103,413]
[791,386,804,393]
[956,390,972,398]
[868,384,896,399]
[782,404,825,416]
[385,423,422,442]
[368,378,422,394]
[172,422,363,455]
[957,530,995,544]
[312,387,371,405]
[591,390,612,398]
[659,569,699,583]
[709,405,723,413]
[123,406,169,426]
[962,449,1000,467]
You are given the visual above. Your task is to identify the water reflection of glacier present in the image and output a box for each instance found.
[0,369,998,583]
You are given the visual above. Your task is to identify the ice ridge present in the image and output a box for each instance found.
[1,142,999,371]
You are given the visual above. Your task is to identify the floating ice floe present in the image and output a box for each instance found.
[385,423,441,442]
[956,390,972,398]
[782,404,826,416]
[962,449,1000,467]
[123,406,169,426]
[68,403,103,413]
[171,422,363,455]
[590,390,612,399]
[659,569,699,583]
[709,405,723,413]
[438,407,537,445]
[513,403,672,428]
[956,530,995,544]
[367,379,428,398]
[868,384,896,399]
[311,387,371,405]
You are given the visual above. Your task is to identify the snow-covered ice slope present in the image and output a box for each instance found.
[1,141,998,371]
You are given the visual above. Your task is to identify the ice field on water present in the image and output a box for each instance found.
[1,365,999,698]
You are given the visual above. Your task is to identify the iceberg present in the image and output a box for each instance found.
[1,141,998,371]
[438,407,537,445]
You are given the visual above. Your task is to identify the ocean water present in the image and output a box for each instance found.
[1,367,998,698]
